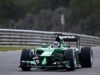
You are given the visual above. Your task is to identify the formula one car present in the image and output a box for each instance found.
[19,35,93,71]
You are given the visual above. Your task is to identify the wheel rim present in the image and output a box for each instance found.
[74,55,76,68]
[90,49,93,66]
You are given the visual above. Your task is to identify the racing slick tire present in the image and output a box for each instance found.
[80,47,93,67]
[20,48,33,71]
[64,49,76,71]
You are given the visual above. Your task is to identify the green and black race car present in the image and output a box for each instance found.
[19,35,93,71]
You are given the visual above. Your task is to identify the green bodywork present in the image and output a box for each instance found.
[34,42,79,68]
[21,35,80,69]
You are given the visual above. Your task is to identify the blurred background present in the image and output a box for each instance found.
[0,0,100,36]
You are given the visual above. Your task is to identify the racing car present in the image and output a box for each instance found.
[19,35,93,71]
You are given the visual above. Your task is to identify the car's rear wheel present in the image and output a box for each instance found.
[80,47,93,67]
[64,49,76,71]
[20,48,33,71]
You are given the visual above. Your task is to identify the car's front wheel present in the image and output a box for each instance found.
[20,48,33,71]
[64,49,76,71]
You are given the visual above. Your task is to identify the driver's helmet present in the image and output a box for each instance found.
[52,41,60,48]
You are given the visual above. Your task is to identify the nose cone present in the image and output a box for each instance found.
[40,49,54,57]
[40,51,53,57]
[41,57,47,66]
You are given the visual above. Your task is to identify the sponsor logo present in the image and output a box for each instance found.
[60,36,76,39]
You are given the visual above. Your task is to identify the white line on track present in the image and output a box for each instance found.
[0,50,21,53]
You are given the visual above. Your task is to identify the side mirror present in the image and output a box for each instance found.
[63,44,69,47]
[42,43,47,48]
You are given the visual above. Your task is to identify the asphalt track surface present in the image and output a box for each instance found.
[0,47,100,75]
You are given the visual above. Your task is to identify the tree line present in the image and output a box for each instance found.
[0,0,100,36]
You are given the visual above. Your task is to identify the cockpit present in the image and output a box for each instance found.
[51,41,60,48]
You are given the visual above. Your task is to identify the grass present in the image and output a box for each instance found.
[0,46,33,52]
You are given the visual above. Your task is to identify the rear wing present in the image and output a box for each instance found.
[55,35,80,42]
